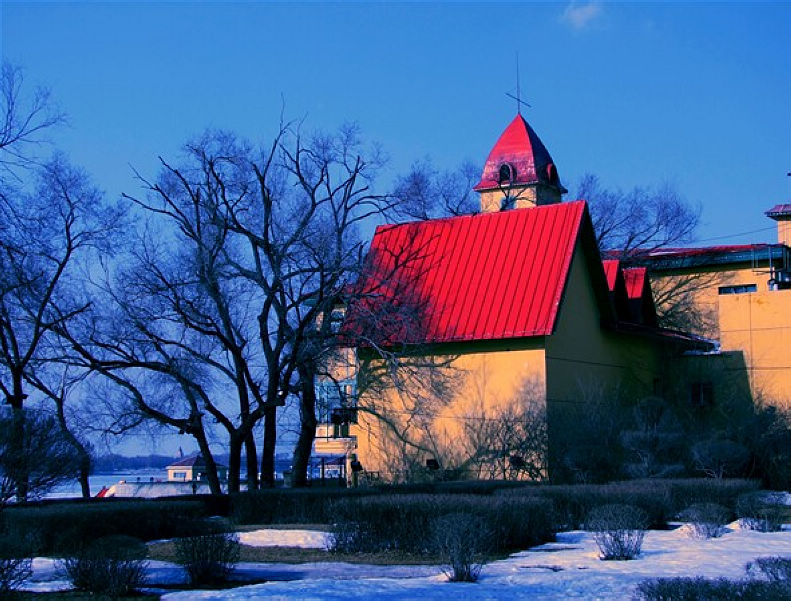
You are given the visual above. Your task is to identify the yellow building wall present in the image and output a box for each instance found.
[479,185,561,213]
[349,243,665,482]
[351,340,547,481]
[545,245,663,477]
[650,263,771,339]
[718,288,791,409]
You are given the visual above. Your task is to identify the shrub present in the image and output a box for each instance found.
[0,558,31,599]
[501,480,673,529]
[587,504,648,560]
[431,512,491,582]
[0,531,36,598]
[60,536,148,599]
[634,577,791,601]
[678,503,730,540]
[666,479,758,512]
[174,530,240,586]
[230,488,371,524]
[736,493,785,532]
[3,499,209,553]
[746,557,791,582]
[329,494,555,556]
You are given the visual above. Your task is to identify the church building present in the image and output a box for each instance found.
[315,113,712,483]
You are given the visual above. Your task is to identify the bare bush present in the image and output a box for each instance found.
[0,531,36,597]
[678,503,730,540]
[692,439,750,479]
[60,536,148,599]
[431,512,491,582]
[174,530,240,586]
[736,494,785,533]
[746,557,791,582]
[634,576,791,601]
[587,504,648,560]
[61,555,147,599]
[0,558,31,598]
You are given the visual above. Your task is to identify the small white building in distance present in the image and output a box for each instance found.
[165,454,228,483]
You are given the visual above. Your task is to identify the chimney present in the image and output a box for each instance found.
[765,204,791,246]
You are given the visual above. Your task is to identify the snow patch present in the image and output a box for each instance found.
[238,529,331,549]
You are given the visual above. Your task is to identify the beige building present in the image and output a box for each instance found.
[643,204,791,410]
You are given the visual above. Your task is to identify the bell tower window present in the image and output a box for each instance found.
[498,163,516,185]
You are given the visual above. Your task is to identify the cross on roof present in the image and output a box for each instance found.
[505,52,531,114]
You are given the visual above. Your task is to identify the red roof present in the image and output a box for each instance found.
[602,259,620,290]
[474,115,566,193]
[348,201,588,344]
[623,267,647,300]
[639,244,772,259]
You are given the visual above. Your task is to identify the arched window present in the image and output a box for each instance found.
[498,163,516,185]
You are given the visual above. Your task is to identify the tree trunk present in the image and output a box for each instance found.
[78,454,91,498]
[260,406,277,487]
[193,427,222,495]
[53,393,92,498]
[9,370,29,502]
[291,364,317,488]
[227,435,242,494]
[245,431,258,490]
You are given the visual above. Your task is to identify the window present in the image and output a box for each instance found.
[172,471,187,480]
[328,308,345,333]
[498,163,516,185]
[316,379,356,425]
[718,284,757,295]
[690,382,714,408]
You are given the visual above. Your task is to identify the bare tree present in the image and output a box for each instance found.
[0,407,81,507]
[24,363,94,497]
[0,63,118,500]
[0,155,115,499]
[576,174,713,332]
[0,62,65,177]
[393,159,479,220]
[202,123,404,487]
[96,134,270,493]
[578,174,700,258]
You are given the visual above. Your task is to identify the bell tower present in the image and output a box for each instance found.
[474,115,567,213]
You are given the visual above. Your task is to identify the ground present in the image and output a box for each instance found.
[19,521,791,600]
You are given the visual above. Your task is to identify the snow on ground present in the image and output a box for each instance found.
[22,526,791,599]
[238,529,331,549]
[158,526,791,601]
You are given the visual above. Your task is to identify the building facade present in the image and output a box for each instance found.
[315,114,715,483]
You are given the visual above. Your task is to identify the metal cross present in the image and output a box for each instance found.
[505,52,531,114]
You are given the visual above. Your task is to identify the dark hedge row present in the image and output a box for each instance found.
[498,479,759,529]
[2,499,211,554]
[328,494,557,554]
[635,577,791,601]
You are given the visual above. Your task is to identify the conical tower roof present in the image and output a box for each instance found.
[474,114,567,194]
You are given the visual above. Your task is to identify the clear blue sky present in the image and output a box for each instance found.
[3,2,790,244]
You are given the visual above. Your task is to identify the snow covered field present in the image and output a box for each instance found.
[22,523,791,600]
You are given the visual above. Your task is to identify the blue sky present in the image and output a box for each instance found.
[3,2,791,245]
[3,2,790,245]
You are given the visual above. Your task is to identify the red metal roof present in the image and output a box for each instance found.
[639,244,772,258]
[623,267,647,300]
[348,201,588,344]
[474,114,566,193]
[602,259,620,290]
